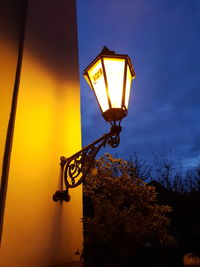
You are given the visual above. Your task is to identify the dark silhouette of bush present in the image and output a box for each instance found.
[82,154,173,267]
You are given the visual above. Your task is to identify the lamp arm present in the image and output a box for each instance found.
[53,124,122,202]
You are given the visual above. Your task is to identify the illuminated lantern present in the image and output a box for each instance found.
[83,46,136,122]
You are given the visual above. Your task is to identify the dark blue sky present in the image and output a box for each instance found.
[77,0,200,170]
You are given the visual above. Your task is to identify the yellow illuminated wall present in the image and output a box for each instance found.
[0,1,82,267]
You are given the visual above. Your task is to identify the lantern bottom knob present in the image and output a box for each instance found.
[103,108,127,122]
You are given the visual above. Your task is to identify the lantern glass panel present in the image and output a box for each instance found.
[103,58,125,109]
[87,59,109,112]
[125,64,133,109]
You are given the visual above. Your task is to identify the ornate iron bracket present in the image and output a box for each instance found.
[53,123,122,202]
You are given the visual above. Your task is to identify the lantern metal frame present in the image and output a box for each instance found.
[53,122,121,202]
[83,46,136,122]
[53,47,135,202]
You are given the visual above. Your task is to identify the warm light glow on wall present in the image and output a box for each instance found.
[0,0,82,266]
[0,51,82,266]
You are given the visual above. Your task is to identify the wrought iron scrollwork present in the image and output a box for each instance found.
[53,124,121,202]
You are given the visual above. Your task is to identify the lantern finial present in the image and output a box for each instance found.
[101,46,115,55]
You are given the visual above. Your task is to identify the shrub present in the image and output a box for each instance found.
[83,154,173,266]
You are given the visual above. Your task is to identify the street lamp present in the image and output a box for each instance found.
[53,47,136,202]
[84,46,135,122]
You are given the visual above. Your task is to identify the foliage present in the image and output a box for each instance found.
[153,151,200,193]
[153,151,184,193]
[129,152,152,181]
[83,153,173,266]
[151,152,200,256]
[185,164,200,192]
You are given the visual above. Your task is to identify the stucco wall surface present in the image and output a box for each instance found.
[0,1,82,266]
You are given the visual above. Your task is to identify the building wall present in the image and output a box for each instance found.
[0,0,25,195]
[0,1,82,266]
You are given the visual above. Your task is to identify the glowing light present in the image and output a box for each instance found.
[87,59,109,112]
[84,47,136,122]
[103,58,125,109]
[125,65,132,109]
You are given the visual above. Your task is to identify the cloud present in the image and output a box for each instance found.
[78,0,200,171]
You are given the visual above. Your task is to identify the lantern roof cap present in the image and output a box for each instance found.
[100,46,116,55]
[84,46,136,78]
